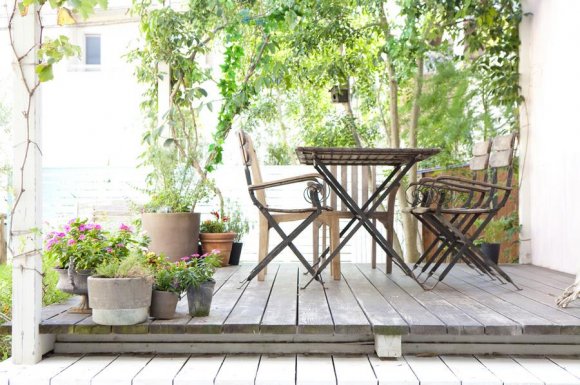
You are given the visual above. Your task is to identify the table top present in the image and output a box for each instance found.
[295,147,440,166]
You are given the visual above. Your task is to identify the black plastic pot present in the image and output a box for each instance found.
[480,243,501,264]
[229,242,243,265]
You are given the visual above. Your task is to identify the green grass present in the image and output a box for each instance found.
[0,256,70,360]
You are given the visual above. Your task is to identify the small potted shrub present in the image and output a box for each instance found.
[45,218,108,313]
[199,211,236,266]
[88,252,153,326]
[182,251,221,316]
[475,213,521,264]
[225,201,250,265]
[147,252,185,320]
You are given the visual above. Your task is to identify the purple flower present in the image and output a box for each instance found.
[67,239,76,246]
[116,243,125,248]
[119,224,132,232]
[94,224,102,231]
[180,256,190,261]
[211,249,221,254]
[79,234,86,240]
[79,224,87,232]
[106,247,113,253]
[64,225,71,232]
[57,232,65,238]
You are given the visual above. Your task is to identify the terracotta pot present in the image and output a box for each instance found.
[199,232,236,266]
[88,277,152,326]
[142,212,200,262]
[186,280,215,317]
[55,268,92,313]
[150,290,179,320]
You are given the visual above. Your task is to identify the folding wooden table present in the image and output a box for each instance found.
[296,147,439,287]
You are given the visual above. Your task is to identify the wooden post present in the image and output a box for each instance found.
[11,1,44,365]
[0,214,6,265]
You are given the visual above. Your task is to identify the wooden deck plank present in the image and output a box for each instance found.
[333,356,377,385]
[453,265,580,334]
[550,357,580,380]
[368,355,418,385]
[261,264,298,333]
[404,355,460,385]
[476,356,543,385]
[132,355,189,385]
[298,268,334,334]
[513,357,580,385]
[518,265,575,285]
[51,355,118,385]
[255,355,296,385]
[296,355,336,385]
[186,265,252,333]
[440,356,501,385]
[214,265,242,293]
[214,355,260,385]
[224,265,279,333]
[380,265,484,335]
[441,273,557,334]
[341,264,408,334]
[497,266,580,318]
[359,265,447,334]
[324,271,372,334]
[91,355,152,385]
[8,355,82,385]
[39,311,91,334]
[174,355,225,385]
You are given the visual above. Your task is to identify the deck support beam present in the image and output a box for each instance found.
[374,334,402,358]
[10,0,45,364]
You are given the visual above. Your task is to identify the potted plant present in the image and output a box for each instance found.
[475,213,521,264]
[181,251,221,316]
[141,146,210,262]
[199,211,236,266]
[147,252,184,320]
[225,201,250,265]
[44,218,108,313]
[88,252,154,326]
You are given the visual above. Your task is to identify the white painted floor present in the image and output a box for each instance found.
[1,354,580,385]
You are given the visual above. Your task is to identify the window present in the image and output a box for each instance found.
[85,35,101,65]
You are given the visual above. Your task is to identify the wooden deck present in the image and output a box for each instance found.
[2,353,580,385]
[1,263,579,356]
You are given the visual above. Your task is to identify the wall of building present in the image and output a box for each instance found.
[519,0,580,274]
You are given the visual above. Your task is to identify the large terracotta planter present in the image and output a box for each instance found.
[142,212,200,262]
[55,268,92,314]
[88,277,152,325]
[200,232,236,266]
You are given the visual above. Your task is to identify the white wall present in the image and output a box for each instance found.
[519,0,580,274]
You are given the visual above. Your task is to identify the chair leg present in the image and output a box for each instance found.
[371,218,377,269]
[313,221,321,266]
[378,218,392,274]
[330,217,340,280]
[258,217,269,281]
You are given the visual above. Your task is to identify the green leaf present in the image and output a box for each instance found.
[35,64,54,82]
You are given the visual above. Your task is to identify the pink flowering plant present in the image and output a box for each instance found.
[44,218,150,271]
[44,218,108,270]
[177,251,221,288]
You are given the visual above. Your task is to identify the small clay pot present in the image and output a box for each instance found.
[199,232,236,266]
[150,290,179,320]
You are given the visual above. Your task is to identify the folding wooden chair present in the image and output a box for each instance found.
[237,130,331,284]
[407,133,520,290]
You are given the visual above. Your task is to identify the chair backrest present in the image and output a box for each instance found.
[470,139,492,172]
[237,130,266,206]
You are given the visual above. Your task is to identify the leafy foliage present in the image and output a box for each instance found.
[200,211,229,233]
[94,252,153,280]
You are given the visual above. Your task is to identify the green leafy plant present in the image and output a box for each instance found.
[200,211,229,233]
[225,201,250,242]
[178,251,221,288]
[94,252,153,281]
[476,213,521,245]
[146,252,188,294]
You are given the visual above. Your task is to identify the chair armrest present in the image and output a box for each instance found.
[409,179,487,194]
[248,173,323,191]
[436,176,512,191]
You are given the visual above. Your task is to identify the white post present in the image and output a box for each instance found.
[10,1,44,364]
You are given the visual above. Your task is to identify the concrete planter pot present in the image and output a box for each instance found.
[186,280,216,317]
[55,268,92,313]
[150,290,179,320]
[199,232,236,266]
[142,212,201,262]
[88,277,152,325]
